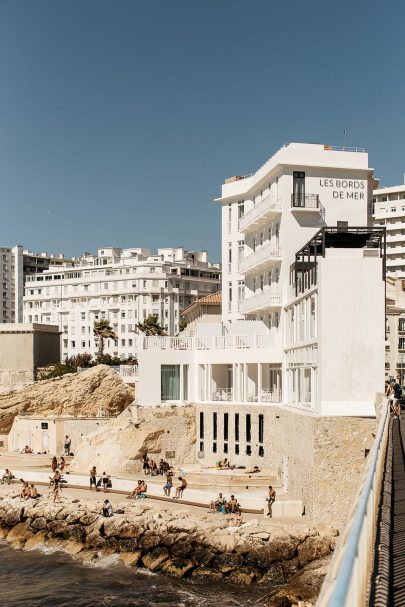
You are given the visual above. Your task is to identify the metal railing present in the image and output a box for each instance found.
[211,388,233,401]
[316,401,389,607]
[291,193,321,209]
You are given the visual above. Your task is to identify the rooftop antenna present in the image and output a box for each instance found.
[344,129,347,149]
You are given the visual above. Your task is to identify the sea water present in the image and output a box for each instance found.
[0,542,270,607]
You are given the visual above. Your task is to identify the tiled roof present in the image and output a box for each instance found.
[181,291,221,315]
[197,292,222,305]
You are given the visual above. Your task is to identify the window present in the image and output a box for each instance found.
[199,412,204,440]
[161,365,180,400]
[213,442,217,453]
[235,413,239,442]
[238,280,245,302]
[224,413,229,441]
[228,282,232,312]
[238,201,244,219]
[258,414,264,443]
[293,171,305,206]
[228,243,232,272]
[246,445,252,456]
[235,444,239,455]
[213,412,217,440]
[246,414,251,443]
[223,443,228,454]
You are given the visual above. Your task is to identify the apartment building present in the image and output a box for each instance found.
[23,247,220,360]
[373,184,405,276]
[137,142,384,416]
[0,245,67,324]
[219,142,377,325]
[385,277,405,382]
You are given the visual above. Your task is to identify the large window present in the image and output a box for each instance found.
[161,365,180,400]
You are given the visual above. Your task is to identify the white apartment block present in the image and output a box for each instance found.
[22,247,220,361]
[137,143,385,423]
[219,142,376,326]
[373,184,405,276]
[0,245,67,324]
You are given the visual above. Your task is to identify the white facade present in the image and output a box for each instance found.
[219,142,375,326]
[136,142,385,423]
[0,245,67,324]
[373,184,405,276]
[23,247,220,360]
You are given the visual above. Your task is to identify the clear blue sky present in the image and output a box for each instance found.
[1,0,404,262]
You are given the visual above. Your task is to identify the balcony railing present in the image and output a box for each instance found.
[238,195,282,232]
[291,193,321,209]
[138,334,272,350]
[241,390,283,403]
[211,388,233,401]
[238,290,281,314]
[239,243,282,274]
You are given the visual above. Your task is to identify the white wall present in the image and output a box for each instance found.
[318,249,385,415]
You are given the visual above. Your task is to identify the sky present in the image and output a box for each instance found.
[0,0,405,262]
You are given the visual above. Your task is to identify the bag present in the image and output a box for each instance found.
[96,478,102,487]
[107,479,112,488]
[394,384,402,398]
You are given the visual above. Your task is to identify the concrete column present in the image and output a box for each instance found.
[179,365,184,402]
[258,363,262,403]
[208,364,212,401]
[232,363,237,401]
[243,363,248,402]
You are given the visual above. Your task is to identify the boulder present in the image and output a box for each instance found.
[161,558,195,578]
[297,536,332,567]
[0,365,134,432]
[192,566,223,582]
[7,522,34,548]
[142,547,170,571]
[213,552,243,573]
[120,551,142,567]
[23,530,49,551]
[30,517,48,531]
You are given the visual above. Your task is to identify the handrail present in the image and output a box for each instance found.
[317,402,389,607]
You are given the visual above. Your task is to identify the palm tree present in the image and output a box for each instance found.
[93,319,117,361]
[136,314,167,336]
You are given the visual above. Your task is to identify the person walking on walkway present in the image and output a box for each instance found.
[64,435,71,456]
[267,486,276,517]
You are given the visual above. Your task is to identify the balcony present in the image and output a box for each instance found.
[238,195,282,233]
[211,388,233,401]
[138,334,272,350]
[291,194,325,217]
[239,243,282,275]
[238,290,281,314]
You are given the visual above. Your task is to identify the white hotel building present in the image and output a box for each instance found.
[136,143,385,463]
[22,247,220,360]
[373,184,405,276]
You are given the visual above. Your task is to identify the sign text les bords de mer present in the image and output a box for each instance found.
[319,178,365,200]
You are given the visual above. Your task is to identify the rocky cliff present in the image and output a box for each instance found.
[69,405,197,475]
[0,366,134,433]
[0,487,337,605]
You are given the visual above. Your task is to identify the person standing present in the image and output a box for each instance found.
[102,471,109,493]
[64,436,71,456]
[267,486,276,517]
[90,466,97,491]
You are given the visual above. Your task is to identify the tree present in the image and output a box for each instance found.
[136,314,167,336]
[93,319,117,361]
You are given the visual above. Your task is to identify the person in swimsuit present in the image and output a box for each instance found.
[29,484,40,499]
[102,472,109,493]
[51,456,58,473]
[2,469,13,485]
[174,477,187,499]
[59,457,66,473]
[267,486,276,517]
[90,466,97,491]
[163,473,173,496]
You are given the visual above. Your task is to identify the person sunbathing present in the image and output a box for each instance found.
[127,480,147,499]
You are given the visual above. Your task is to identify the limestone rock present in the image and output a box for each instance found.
[69,404,196,476]
[7,522,34,548]
[0,365,134,432]
[142,546,170,571]
[120,551,142,567]
[23,530,48,551]
[192,566,223,582]
[161,558,195,578]
[297,535,332,567]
